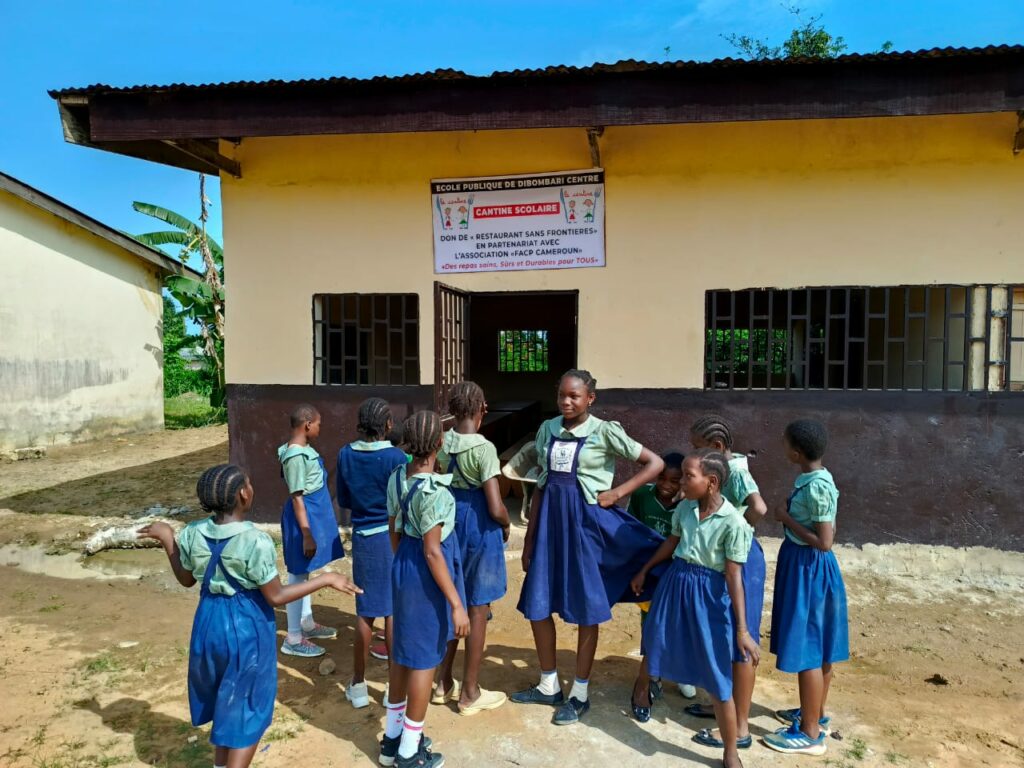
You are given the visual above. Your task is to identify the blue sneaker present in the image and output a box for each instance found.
[510,687,564,706]
[763,723,828,756]
[280,638,325,658]
[774,707,832,735]
[379,734,432,767]
[552,696,590,725]
[302,622,337,640]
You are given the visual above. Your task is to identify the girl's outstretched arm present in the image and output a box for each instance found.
[481,477,511,541]
[259,572,362,608]
[774,505,835,551]
[630,534,680,596]
[725,559,760,665]
[597,447,664,508]
[138,522,196,588]
[422,525,469,638]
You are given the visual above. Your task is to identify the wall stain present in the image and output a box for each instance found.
[0,359,132,400]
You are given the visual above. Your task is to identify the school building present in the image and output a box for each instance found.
[50,46,1024,549]
[0,172,197,453]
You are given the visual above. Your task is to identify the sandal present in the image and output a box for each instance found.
[685,703,717,719]
[692,728,752,749]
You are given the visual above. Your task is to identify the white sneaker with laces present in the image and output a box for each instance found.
[346,680,370,709]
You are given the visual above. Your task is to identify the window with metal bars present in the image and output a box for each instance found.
[498,330,550,373]
[705,285,1024,392]
[313,294,419,385]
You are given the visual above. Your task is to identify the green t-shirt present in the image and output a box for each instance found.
[438,430,501,490]
[671,498,752,573]
[785,468,839,546]
[386,467,457,542]
[277,443,325,495]
[178,518,278,596]
[534,415,643,505]
[724,454,760,519]
[628,484,675,538]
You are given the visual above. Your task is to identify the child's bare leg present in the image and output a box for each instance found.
[406,668,435,722]
[388,662,410,706]
[797,668,824,739]
[225,744,259,768]
[820,662,833,721]
[530,617,557,671]
[384,615,394,670]
[711,696,742,768]
[631,656,652,707]
[436,639,458,692]
[460,604,490,705]
[215,746,229,766]
[575,625,599,681]
[731,660,755,738]
[353,615,372,684]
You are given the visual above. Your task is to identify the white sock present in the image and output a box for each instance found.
[537,669,559,696]
[570,677,589,702]
[384,697,406,739]
[285,572,309,643]
[398,716,424,759]
[300,603,316,631]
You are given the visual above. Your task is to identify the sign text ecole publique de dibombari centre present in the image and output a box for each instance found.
[431,169,605,274]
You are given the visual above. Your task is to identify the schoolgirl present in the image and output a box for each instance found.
[139,464,361,768]
[277,404,344,657]
[434,381,510,715]
[381,411,468,768]
[763,419,849,757]
[337,398,409,708]
[514,369,665,725]
[631,451,760,768]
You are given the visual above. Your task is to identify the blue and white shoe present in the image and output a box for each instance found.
[302,622,338,640]
[281,638,325,658]
[774,707,832,735]
[763,723,828,756]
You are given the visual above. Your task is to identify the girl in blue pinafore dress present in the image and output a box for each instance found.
[763,419,849,758]
[512,369,666,727]
[632,451,760,768]
[381,411,466,768]
[434,381,511,716]
[336,398,409,710]
[139,464,361,768]
[682,415,769,748]
[278,404,345,658]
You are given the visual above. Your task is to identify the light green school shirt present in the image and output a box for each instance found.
[671,498,752,573]
[534,415,643,505]
[277,443,325,495]
[386,467,457,542]
[785,468,839,546]
[723,455,760,518]
[438,430,502,490]
[177,518,278,596]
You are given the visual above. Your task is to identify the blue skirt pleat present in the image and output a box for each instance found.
[642,559,734,702]
[452,487,507,607]
[281,483,344,574]
[392,532,467,670]
[188,590,277,749]
[352,530,393,618]
[742,537,766,647]
[517,478,664,626]
[770,538,850,673]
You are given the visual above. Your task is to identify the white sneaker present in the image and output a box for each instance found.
[346,680,370,709]
[678,684,697,699]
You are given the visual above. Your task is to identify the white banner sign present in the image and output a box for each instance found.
[431,169,605,274]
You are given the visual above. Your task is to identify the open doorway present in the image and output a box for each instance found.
[434,283,577,455]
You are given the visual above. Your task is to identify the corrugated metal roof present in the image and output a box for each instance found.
[49,44,1024,97]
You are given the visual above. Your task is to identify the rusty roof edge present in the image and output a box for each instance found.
[47,44,1024,98]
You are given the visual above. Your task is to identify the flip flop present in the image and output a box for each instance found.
[685,703,717,719]
[692,728,752,749]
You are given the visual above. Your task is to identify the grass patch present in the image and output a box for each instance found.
[885,752,909,764]
[165,393,226,430]
[82,653,121,677]
[845,737,869,760]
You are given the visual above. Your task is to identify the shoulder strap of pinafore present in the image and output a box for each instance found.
[392,470,426,535]
[200,534,245,594]
[447,451,471,486]
[785,483,808,513]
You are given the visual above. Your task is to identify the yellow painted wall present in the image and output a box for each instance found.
[220,113,1024,388]
[0,191,164,450]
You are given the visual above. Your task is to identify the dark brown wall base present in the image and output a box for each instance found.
[228,384,1024,551]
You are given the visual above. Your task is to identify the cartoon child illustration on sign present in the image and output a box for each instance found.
[567,199,577,222]
[583,198,595,223]
[443,206,453,229]
[458,205,469,229]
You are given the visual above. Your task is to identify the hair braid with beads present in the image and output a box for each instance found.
[357,397,392,440]
[403,410,444,459]
[447,381,486,421]
[691,414,734,450]
[196,464,249,516]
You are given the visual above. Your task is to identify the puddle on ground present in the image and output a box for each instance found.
[0,544,164,581]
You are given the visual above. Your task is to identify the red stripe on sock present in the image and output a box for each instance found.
[403,723,423,731]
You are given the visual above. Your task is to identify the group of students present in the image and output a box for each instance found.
[140,368,849,768]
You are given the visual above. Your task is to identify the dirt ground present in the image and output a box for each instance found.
[0,428,1022,768]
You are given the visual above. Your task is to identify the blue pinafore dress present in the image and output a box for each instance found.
[391,474,467,670]
[188,535,277,748]
[281,455,344,574]
[770,485,850,673]
[517,433,664,626]
[448,452,507,607]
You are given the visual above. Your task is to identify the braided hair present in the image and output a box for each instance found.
[560,368,597,393]
[448,381,486,421]
[196,464,249,516]
[403,410,444,459]
[785,419,828,461]
[290,403,319,429]
[357,397,392,440]
[694,449,730,490]
[691,414,734,450]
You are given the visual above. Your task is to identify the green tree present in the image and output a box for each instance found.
[723,5,892,60]
[161,295,210,397]
[134,175,226,406]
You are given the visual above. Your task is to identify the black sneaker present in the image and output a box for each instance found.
[396,737,444,768]
[552,696,590,725]
[509,687,565,706]
[379,734,432,767]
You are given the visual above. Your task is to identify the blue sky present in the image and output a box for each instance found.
[2,0,1022,264]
